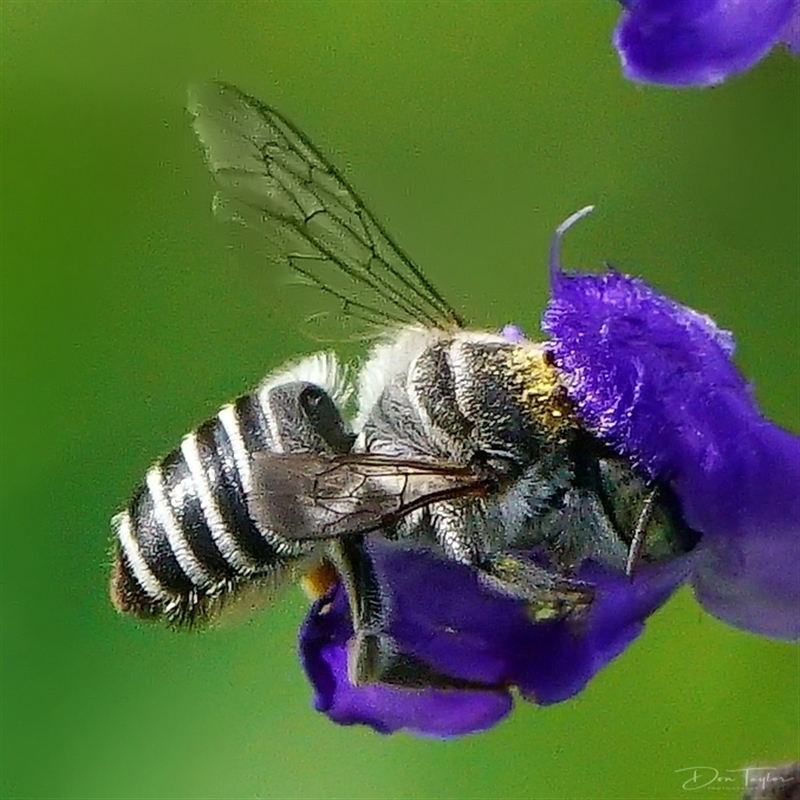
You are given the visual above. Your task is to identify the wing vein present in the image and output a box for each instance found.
[188,81,467,332]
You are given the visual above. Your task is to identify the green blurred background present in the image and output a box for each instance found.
[1,3,798,799]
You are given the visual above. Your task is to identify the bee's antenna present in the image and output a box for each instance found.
[549,205,595,285]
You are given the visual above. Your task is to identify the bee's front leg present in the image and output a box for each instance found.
[477,552,594,622]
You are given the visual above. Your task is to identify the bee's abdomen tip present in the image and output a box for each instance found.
[109,551,161,620]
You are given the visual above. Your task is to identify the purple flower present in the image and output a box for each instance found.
[614,0,799,86]
[300,541,695,737]
[297,207,799,737]
[543,207,800,641]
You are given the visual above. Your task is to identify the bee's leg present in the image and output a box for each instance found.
[327,535,392,685]
[430,506,594,622]
[477,552,594,622]
[330,536,499,690]
[625,487,658,577]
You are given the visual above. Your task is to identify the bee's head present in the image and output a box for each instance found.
[453,337,581,470]
[503,343,578,439]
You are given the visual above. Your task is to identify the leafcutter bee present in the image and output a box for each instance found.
[110,82,699,688]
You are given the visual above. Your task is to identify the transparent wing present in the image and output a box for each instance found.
[247,452,489,542]
[188,81,465,331]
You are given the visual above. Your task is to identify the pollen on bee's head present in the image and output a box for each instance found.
[505,345,577,435]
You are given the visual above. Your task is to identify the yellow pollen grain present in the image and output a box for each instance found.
[300,560,339,600]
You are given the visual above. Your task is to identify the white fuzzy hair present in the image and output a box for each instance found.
[352,326,512,432]
[259,350,352,409]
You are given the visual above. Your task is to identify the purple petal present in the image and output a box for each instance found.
[782,1,800,50]
[501,323,528,343]
[689,423,800,638]
[514,556,695,704]
[369,539,689,703]
[299,539,691,734]
[543,219,800,639]
[298,579,512,738]
[614,0,797,86]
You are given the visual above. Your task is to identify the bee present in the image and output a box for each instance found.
[110,82,699,689]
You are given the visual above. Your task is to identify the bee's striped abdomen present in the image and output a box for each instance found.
[190,414,279,571]
[111,393,310,625]
[111,354,353,626]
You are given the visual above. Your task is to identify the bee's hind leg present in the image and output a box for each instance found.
[330,536,499,690]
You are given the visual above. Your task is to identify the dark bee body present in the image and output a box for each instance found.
[347,329,698,617]
[110,81,700,687]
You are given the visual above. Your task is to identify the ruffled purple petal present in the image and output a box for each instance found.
[543,213,800,639]
[299,539,692,735]
[614,0,798,86]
